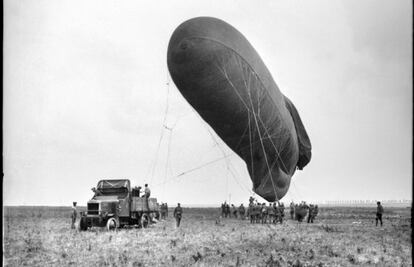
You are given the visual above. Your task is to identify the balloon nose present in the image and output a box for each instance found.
[169,39,194,65]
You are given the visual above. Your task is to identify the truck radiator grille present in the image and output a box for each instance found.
[88,203,99,215]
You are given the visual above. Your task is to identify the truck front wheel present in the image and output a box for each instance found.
[106,218,118,231]
[79,217,88,231]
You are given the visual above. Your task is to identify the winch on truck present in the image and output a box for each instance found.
[79,179,160,230]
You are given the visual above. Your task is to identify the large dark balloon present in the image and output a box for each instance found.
[167,17,311,201]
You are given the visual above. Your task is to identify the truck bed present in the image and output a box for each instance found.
[132,197,159,212]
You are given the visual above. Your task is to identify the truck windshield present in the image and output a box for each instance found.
[98,187,128,199]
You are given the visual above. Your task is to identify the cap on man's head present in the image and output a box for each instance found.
[377,201,381,204]
[145,184,148,187]
[73,202,77,206]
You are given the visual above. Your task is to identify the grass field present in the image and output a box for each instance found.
[3,205,412,266]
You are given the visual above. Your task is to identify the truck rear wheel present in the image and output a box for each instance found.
[141,214,149,228]
[106,218,118,231]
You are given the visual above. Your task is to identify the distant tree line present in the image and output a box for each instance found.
[324,200,411,205]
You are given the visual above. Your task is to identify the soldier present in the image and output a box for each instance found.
[376,201,384,227]
[91,187,102,197]
[276,202,284,224]
[268,203,275,223]
[290,201,295,220]
[165,203,169,218]
[144,184,151,198]
[261,203,268,224]
[279,202,285,222]
[312,205,318,223]
[160,203,166,220]
[238,204,245,220]
[272,202,278,224]
[71,202,77,229]
[251,203,257,223]
[307,204,314,223]
[174,203,183,227]
[248,203,254,223]
[144,184,151,210]
[249,196,255,206]
[231,204,238,218]
[225,203,230,218]
[221,203,226,217]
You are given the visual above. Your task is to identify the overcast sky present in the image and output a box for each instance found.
[4,0,412,206]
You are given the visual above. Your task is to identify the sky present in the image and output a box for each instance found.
[3,0,412,206]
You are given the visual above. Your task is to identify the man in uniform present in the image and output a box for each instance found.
[267,203,275,224]
[248,196,255,208]
[71,202,77,229]
[221,203,226,217]
[144,184,151,210]
[248,203,254,223]
[290,201,295,220]
[225,203,230,218]
[164,202,168,218]
[231,204,238,218]
[238,204,245,220]
[376,201,384,226]
[279,202,285,223]
[144,184,151,198]
[160,203,166,220]
[261,203,268,224]
[174,203,183,227]
[311,205,318,223]
[91,187,102,197]
[307,204,314,223]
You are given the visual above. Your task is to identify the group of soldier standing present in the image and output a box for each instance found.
[220,197,319,224]
[291,201,319,223]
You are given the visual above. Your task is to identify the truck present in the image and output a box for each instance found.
[79,179,160,230]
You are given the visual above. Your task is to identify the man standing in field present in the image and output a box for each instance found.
[312,205,319,222]
[238,204,245,219]
[376,201,384,226]
[248,203,254,223]
[174,203,183,227]
[231,204,238,218]
[279,202,285,222]
[71,202,77,229]
[290,201,295,220]
[225,203,230,218]
[160,203,166,220]
[307,204,314,223]
[261,203,268,224]
[268,203,275,223]
[144,184,151,210]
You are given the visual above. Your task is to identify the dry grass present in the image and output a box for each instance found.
[3,206,412,266]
